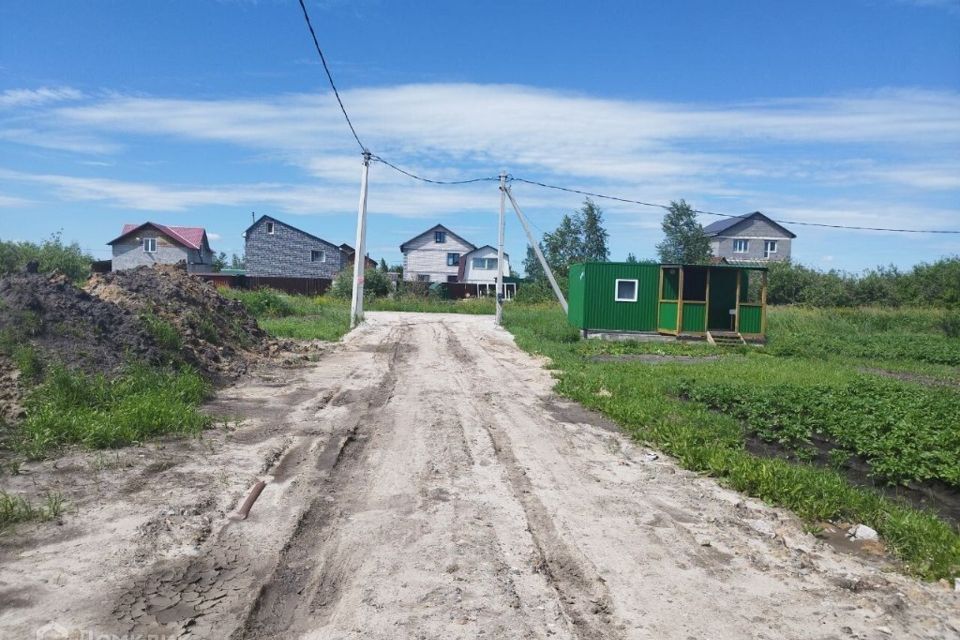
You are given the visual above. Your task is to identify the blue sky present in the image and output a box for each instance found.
[0,0,958,272]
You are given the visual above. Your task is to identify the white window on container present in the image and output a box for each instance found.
[615,279,638,302]
[266,221,275,234]
[142,237,157,253]
[764,240,777,258]
[434,230,446,243]
[733,239,749,253]
[311,250,325,263]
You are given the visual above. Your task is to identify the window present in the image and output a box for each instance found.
[764,240,777,258]
[446,275,458,283]
[434,231,446,243]
[472,257,497,270]
[311,250,325,263]
[615,279,638,302]
[446,252,460,266]
[416,274,431,282]
[733,239,749,253]
[142,237,157,253]
[266,221,275,234]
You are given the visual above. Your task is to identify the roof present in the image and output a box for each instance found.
[457,245,510,280]
[108,222,208,250]
[243,214,337,247]
[702,212,797,239]
[399,224,476,253]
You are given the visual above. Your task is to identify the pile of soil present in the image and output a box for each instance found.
[85,263,270,380]
[0,264,272,422]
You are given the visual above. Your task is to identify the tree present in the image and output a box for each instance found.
[656,200,712,264]
[625,253,638,263]
[230,253,245,270]
[579,199,609,262]
[212,252,228,272]
[379,257,389,272]
[523,198,610,280]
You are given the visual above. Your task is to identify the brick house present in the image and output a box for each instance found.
[244,215,345,278]
[108,222,214,273]
[704,212,796,263]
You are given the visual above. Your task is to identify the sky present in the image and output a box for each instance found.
[0,0,958,273]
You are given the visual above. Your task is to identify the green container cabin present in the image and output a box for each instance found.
[567,262,768,339]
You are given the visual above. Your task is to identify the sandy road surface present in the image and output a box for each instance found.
[1,312,957,639]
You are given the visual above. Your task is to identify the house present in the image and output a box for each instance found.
[339,243,378,272]
[244,215,345,278]
[703,212,795,263]
[108,222,214,273]
[400,224,476,283]
[567,262,768,340]
[457,245,511,285]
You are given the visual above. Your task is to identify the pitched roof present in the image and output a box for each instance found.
[108,222,208,250]
[243,214,336,247]
[702,212,796,239]
[400,224,476,253]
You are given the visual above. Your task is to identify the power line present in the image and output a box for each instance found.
[297,0,365,152]
[294,4,958,236]
[372,155,500,185]
[511,177,960,235]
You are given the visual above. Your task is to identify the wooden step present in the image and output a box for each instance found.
[707,331,746,346]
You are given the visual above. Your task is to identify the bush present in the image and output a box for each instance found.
[330,268,391,300]
[0,233,93,282]
[514,280,556,304]
[941,310,960,338]
[221,288,295,317]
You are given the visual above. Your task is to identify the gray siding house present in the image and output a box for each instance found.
[244,215,345,278]
[108,222,214,273]
[704,212,796,263]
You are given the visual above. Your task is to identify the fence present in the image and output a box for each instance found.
[197,274,332,296]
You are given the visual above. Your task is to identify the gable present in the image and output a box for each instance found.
[400,224,475,253]
[704,212,796,239]
[246,215,337,248]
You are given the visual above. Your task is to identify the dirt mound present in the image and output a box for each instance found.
[0,272,167,422]
[85,264,270,381]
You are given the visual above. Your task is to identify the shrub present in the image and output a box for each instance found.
[221,288,295,317]
[514,280,556,304]
[940,310,960,338]
[0,233,93,282]
[330,268,390,300]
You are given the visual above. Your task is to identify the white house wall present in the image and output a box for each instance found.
[402,232,474,282]
[462,246,511,284]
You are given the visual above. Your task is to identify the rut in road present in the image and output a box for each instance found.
[237,328,409,638]
[95,313,958,640]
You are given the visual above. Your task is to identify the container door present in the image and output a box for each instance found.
[657,267,680,334]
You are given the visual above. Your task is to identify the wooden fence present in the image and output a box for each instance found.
[198,274,332,296]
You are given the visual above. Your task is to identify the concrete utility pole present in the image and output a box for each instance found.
[505,187,568,313]
[495,171,507,326]
[350,151,372,329]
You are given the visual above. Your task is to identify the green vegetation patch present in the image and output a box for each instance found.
[0,491,65,530]
[17,364,211,458]
[502,303,960,580]
[366,296,496,315]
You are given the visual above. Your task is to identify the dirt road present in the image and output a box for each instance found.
[1,312,957,639]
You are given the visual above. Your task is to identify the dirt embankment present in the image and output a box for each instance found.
[0,264,273,422]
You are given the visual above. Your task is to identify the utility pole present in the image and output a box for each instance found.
[350,151,372,329]
[495,171,507,326]
[505,187,568,313]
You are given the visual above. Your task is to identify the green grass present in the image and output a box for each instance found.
[366,296,496,314]
[222,288,351,341]
[0,490,65,530]
[141,311,183,355]
[502,303,960,580]
[17,364,211,458]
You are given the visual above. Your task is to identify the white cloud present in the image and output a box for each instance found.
[0,87,84,109]
[207,232,222,240]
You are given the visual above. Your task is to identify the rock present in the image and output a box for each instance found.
[876,626,892,636]
[747,518,777,538]
[642,452,659,462]
[848,524,879,541]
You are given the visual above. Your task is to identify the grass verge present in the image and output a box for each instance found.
[17,364,211,458]
[503,303,960,580]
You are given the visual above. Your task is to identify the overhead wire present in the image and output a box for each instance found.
[295,3,959,236]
